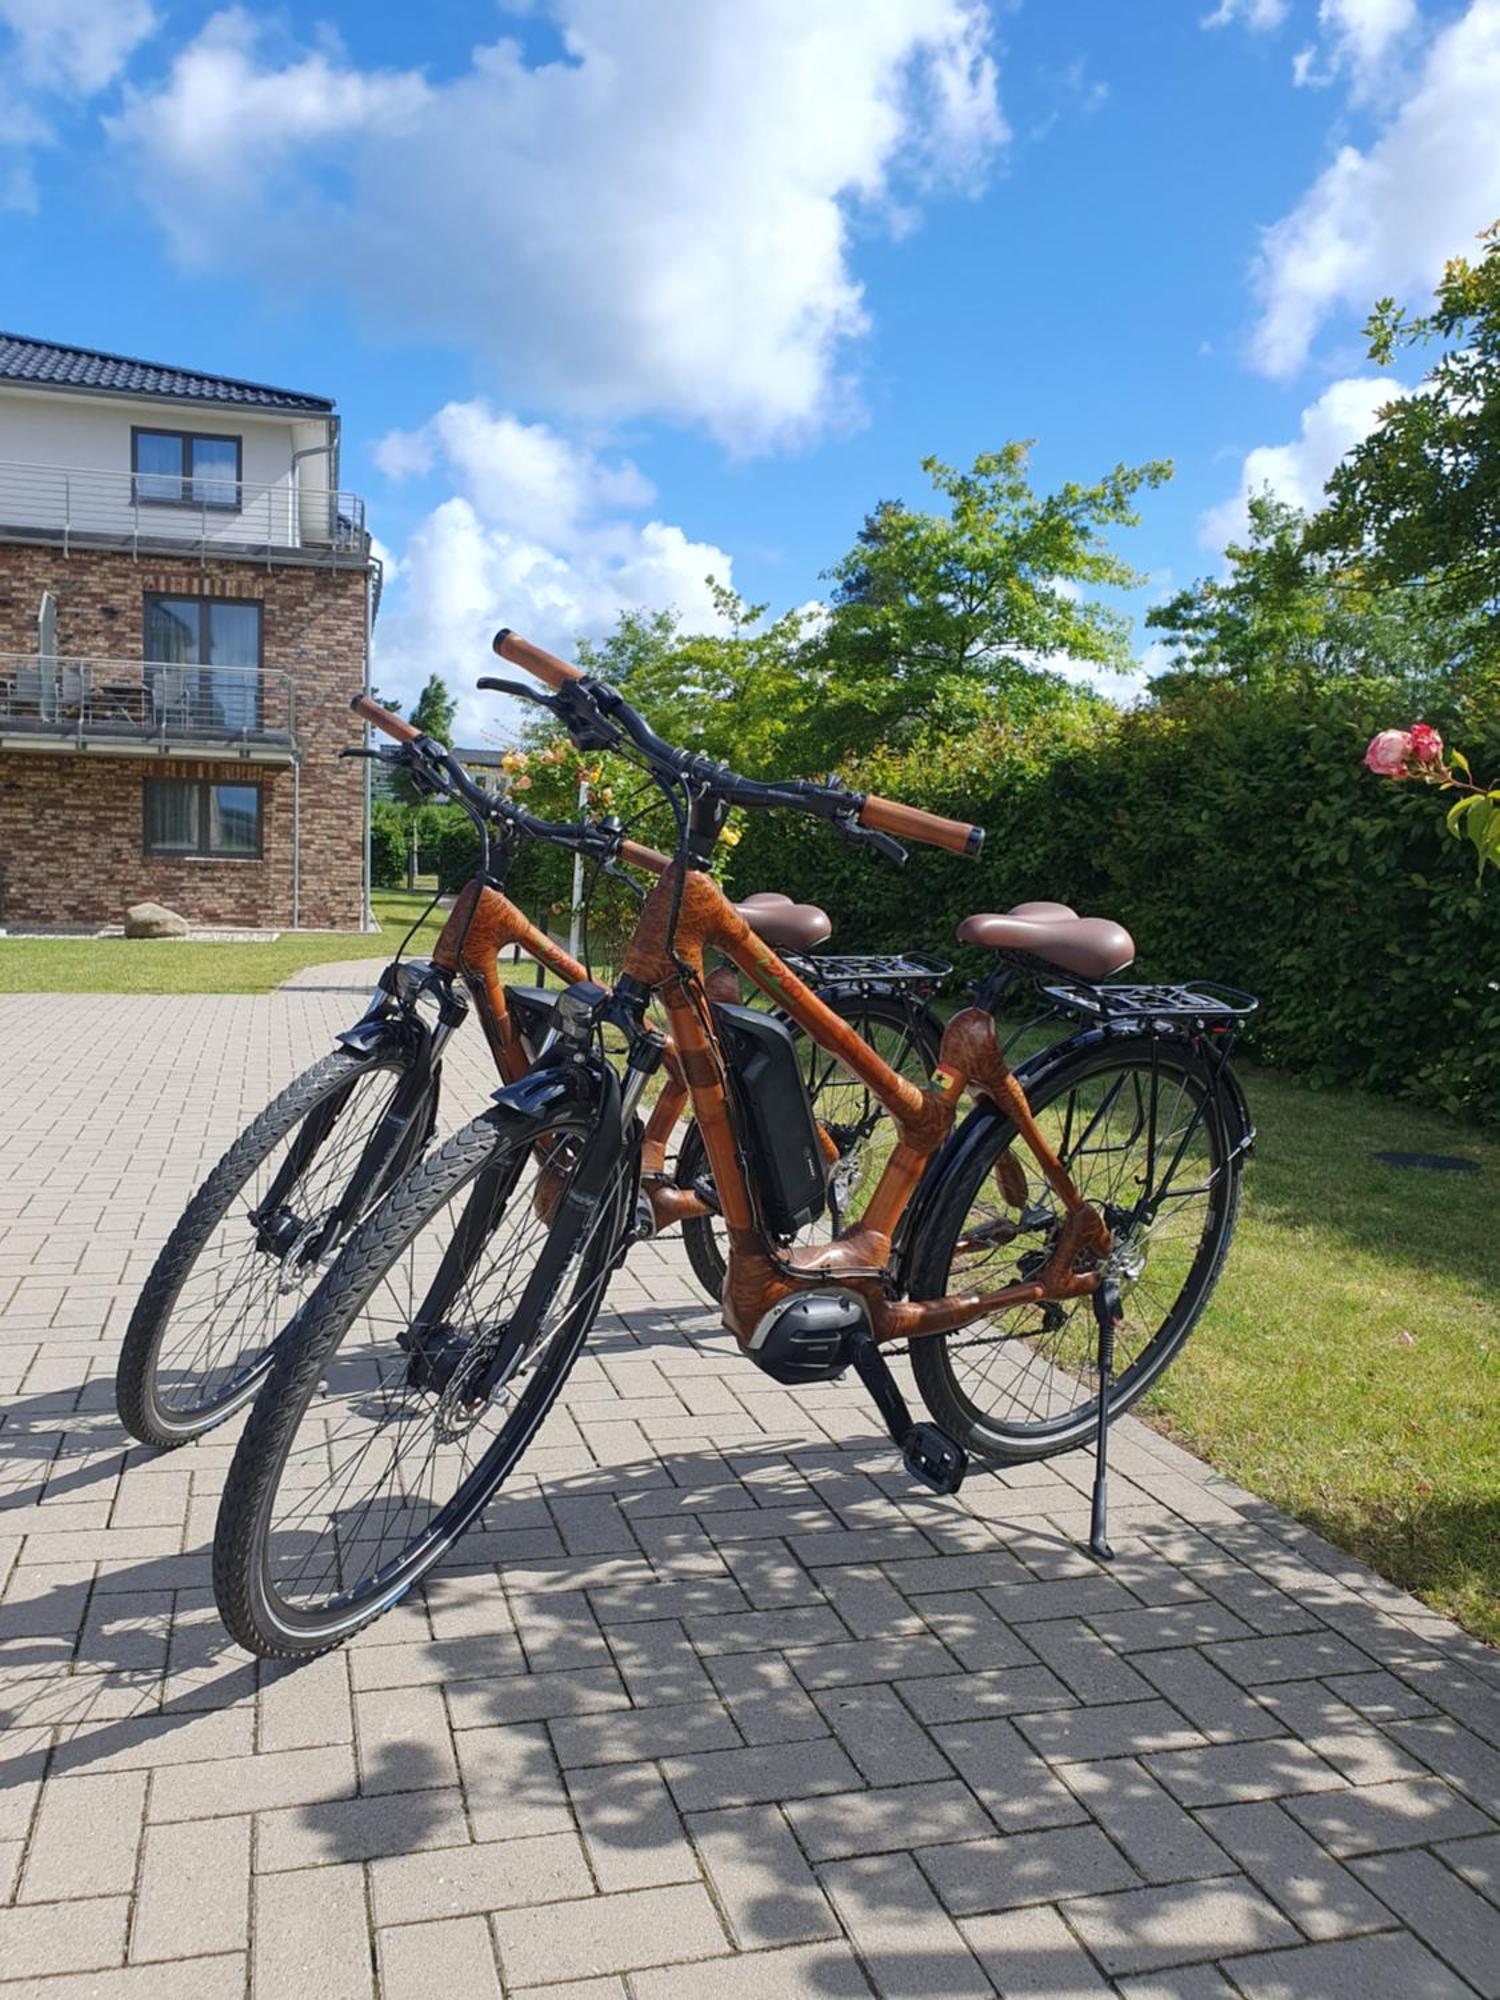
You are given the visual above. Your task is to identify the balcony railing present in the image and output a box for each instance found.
[0,654,297,757]
[0,461,368,567]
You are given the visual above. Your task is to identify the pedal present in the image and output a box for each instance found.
[902,1422,967,1495]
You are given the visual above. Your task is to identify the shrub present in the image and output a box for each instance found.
[728,676,1500,1122]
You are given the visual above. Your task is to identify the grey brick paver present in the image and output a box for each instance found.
[1283,1777,1493,1855]
[252,1861,374,2000]
[1196,1800,1390,1939]
[1221,1930,1474,1998]
[960,1902,1117,1995]
[1064,1875,1297,1975]
[662,1736,861,1812]
[2,987,1495,1999]
[18,1767,145,1901]
[1059,1758,1232,1885]
[1351,1847,1500,1994]
[369,1830,593,1926]
[629,1941,874,1998]
[565,1759,699,1890]
[377,1915,501,2000]
[786,1778,994,1861]
[130,1814,250,1960]
[921,1824,1141,1915]
[819,1851,995,1997]
[688,1802,842,1947]
[491,1882,727,1987]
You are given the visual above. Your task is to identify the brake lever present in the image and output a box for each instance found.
[832,812,907,869]
[476,675,560,712]
[338,746,388,760]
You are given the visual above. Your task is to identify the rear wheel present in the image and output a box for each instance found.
[212,1104,630,1659]
[677,989,941,1304]
[908,1035,1242,1462]
[116,1046,424,1450]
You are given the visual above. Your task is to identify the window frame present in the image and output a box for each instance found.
[142,592,265,737]
[143,778,264,861]
[131,426,244,511]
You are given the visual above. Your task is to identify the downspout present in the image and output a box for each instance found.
[292,753,301,930]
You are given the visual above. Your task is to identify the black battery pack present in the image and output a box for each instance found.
[712,1002,827,1237]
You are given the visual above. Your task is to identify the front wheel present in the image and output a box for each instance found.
[116,1044,426,1450]
[212,1102,631,1659]
[907,1034,1243,1463]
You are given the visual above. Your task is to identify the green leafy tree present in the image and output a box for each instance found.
[818,444,1171,752]
[1146,496,1460,695]
[575,587,831,777]
[1313,224,1500,629]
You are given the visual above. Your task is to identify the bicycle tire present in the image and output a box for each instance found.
[116,1045,415,1451]
[908,1033,1243,1463]
[677,988,941,1304]
[212,1103,629,1659]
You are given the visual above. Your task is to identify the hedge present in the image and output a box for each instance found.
[726,677,1500,1123]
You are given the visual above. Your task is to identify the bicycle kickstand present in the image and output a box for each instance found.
[1087,1277,1124,1564]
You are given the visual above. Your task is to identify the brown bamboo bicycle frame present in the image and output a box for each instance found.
[621,863,1113,1350]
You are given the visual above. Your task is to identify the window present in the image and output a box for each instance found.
[144,780,262,858]
[132,428,242,509]
[144,594,262,735]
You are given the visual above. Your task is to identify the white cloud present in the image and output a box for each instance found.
[1292,0,1419,95]
[1202,0,1289,32]
[1200,373,1405,547]
[1253,0,1500,378]
[371,403,733,743]
[110,0,1005,452]
[0,0,155,209]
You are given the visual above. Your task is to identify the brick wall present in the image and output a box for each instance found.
[0,546,369,929]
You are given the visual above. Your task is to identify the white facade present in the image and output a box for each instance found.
[0,386,343,551]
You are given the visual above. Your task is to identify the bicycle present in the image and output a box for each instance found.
[212,633,1254,1658]
[117,700,949,1447]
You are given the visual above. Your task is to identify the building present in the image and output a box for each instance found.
[0,333,377,931]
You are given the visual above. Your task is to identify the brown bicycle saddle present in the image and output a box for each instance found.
[959,900,1135,981]
[733,892,833,952]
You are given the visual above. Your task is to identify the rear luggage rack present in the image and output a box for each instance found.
[792,949,952,988]
[1043,980,1259,1028]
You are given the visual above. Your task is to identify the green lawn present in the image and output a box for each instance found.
[0,891,452,994]
[0,908,1495,1640]
[1140,1063,1499,1645]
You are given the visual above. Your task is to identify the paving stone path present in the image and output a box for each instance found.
[1,976,1497,1998]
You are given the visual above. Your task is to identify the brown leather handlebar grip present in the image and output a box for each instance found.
[350,692,420,743]
[859,793,984,860]
[618,839,670,876]
[493,628,584,689]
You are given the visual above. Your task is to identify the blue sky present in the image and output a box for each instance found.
[3,0,1497,736]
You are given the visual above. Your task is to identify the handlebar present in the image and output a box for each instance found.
[486,627,985,863]
[343,691,669,877]
[493,629,585,689]
[351,692,421,743]
[860,794,984,860]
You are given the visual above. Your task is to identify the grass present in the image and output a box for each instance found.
[0,891,452,994]
[0,910,1495,1639]
[1140,1062,1500,1645]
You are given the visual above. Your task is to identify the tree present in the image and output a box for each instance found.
[818,444,1172,753]
[378,675,458,883]
[409,673,457,746]
[1312,223,1500,632]
[577,587,833,778]
[1146,495,1460,696]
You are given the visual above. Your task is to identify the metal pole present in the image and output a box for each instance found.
[361,569,374,931]
[568,776,589,961]
[292,756,301,930]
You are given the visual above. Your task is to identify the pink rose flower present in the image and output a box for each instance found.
[1409,722,1443,766]
[1364,729,1413,778]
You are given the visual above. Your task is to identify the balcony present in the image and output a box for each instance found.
[0,460,368,569]
[0,654,298,761]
